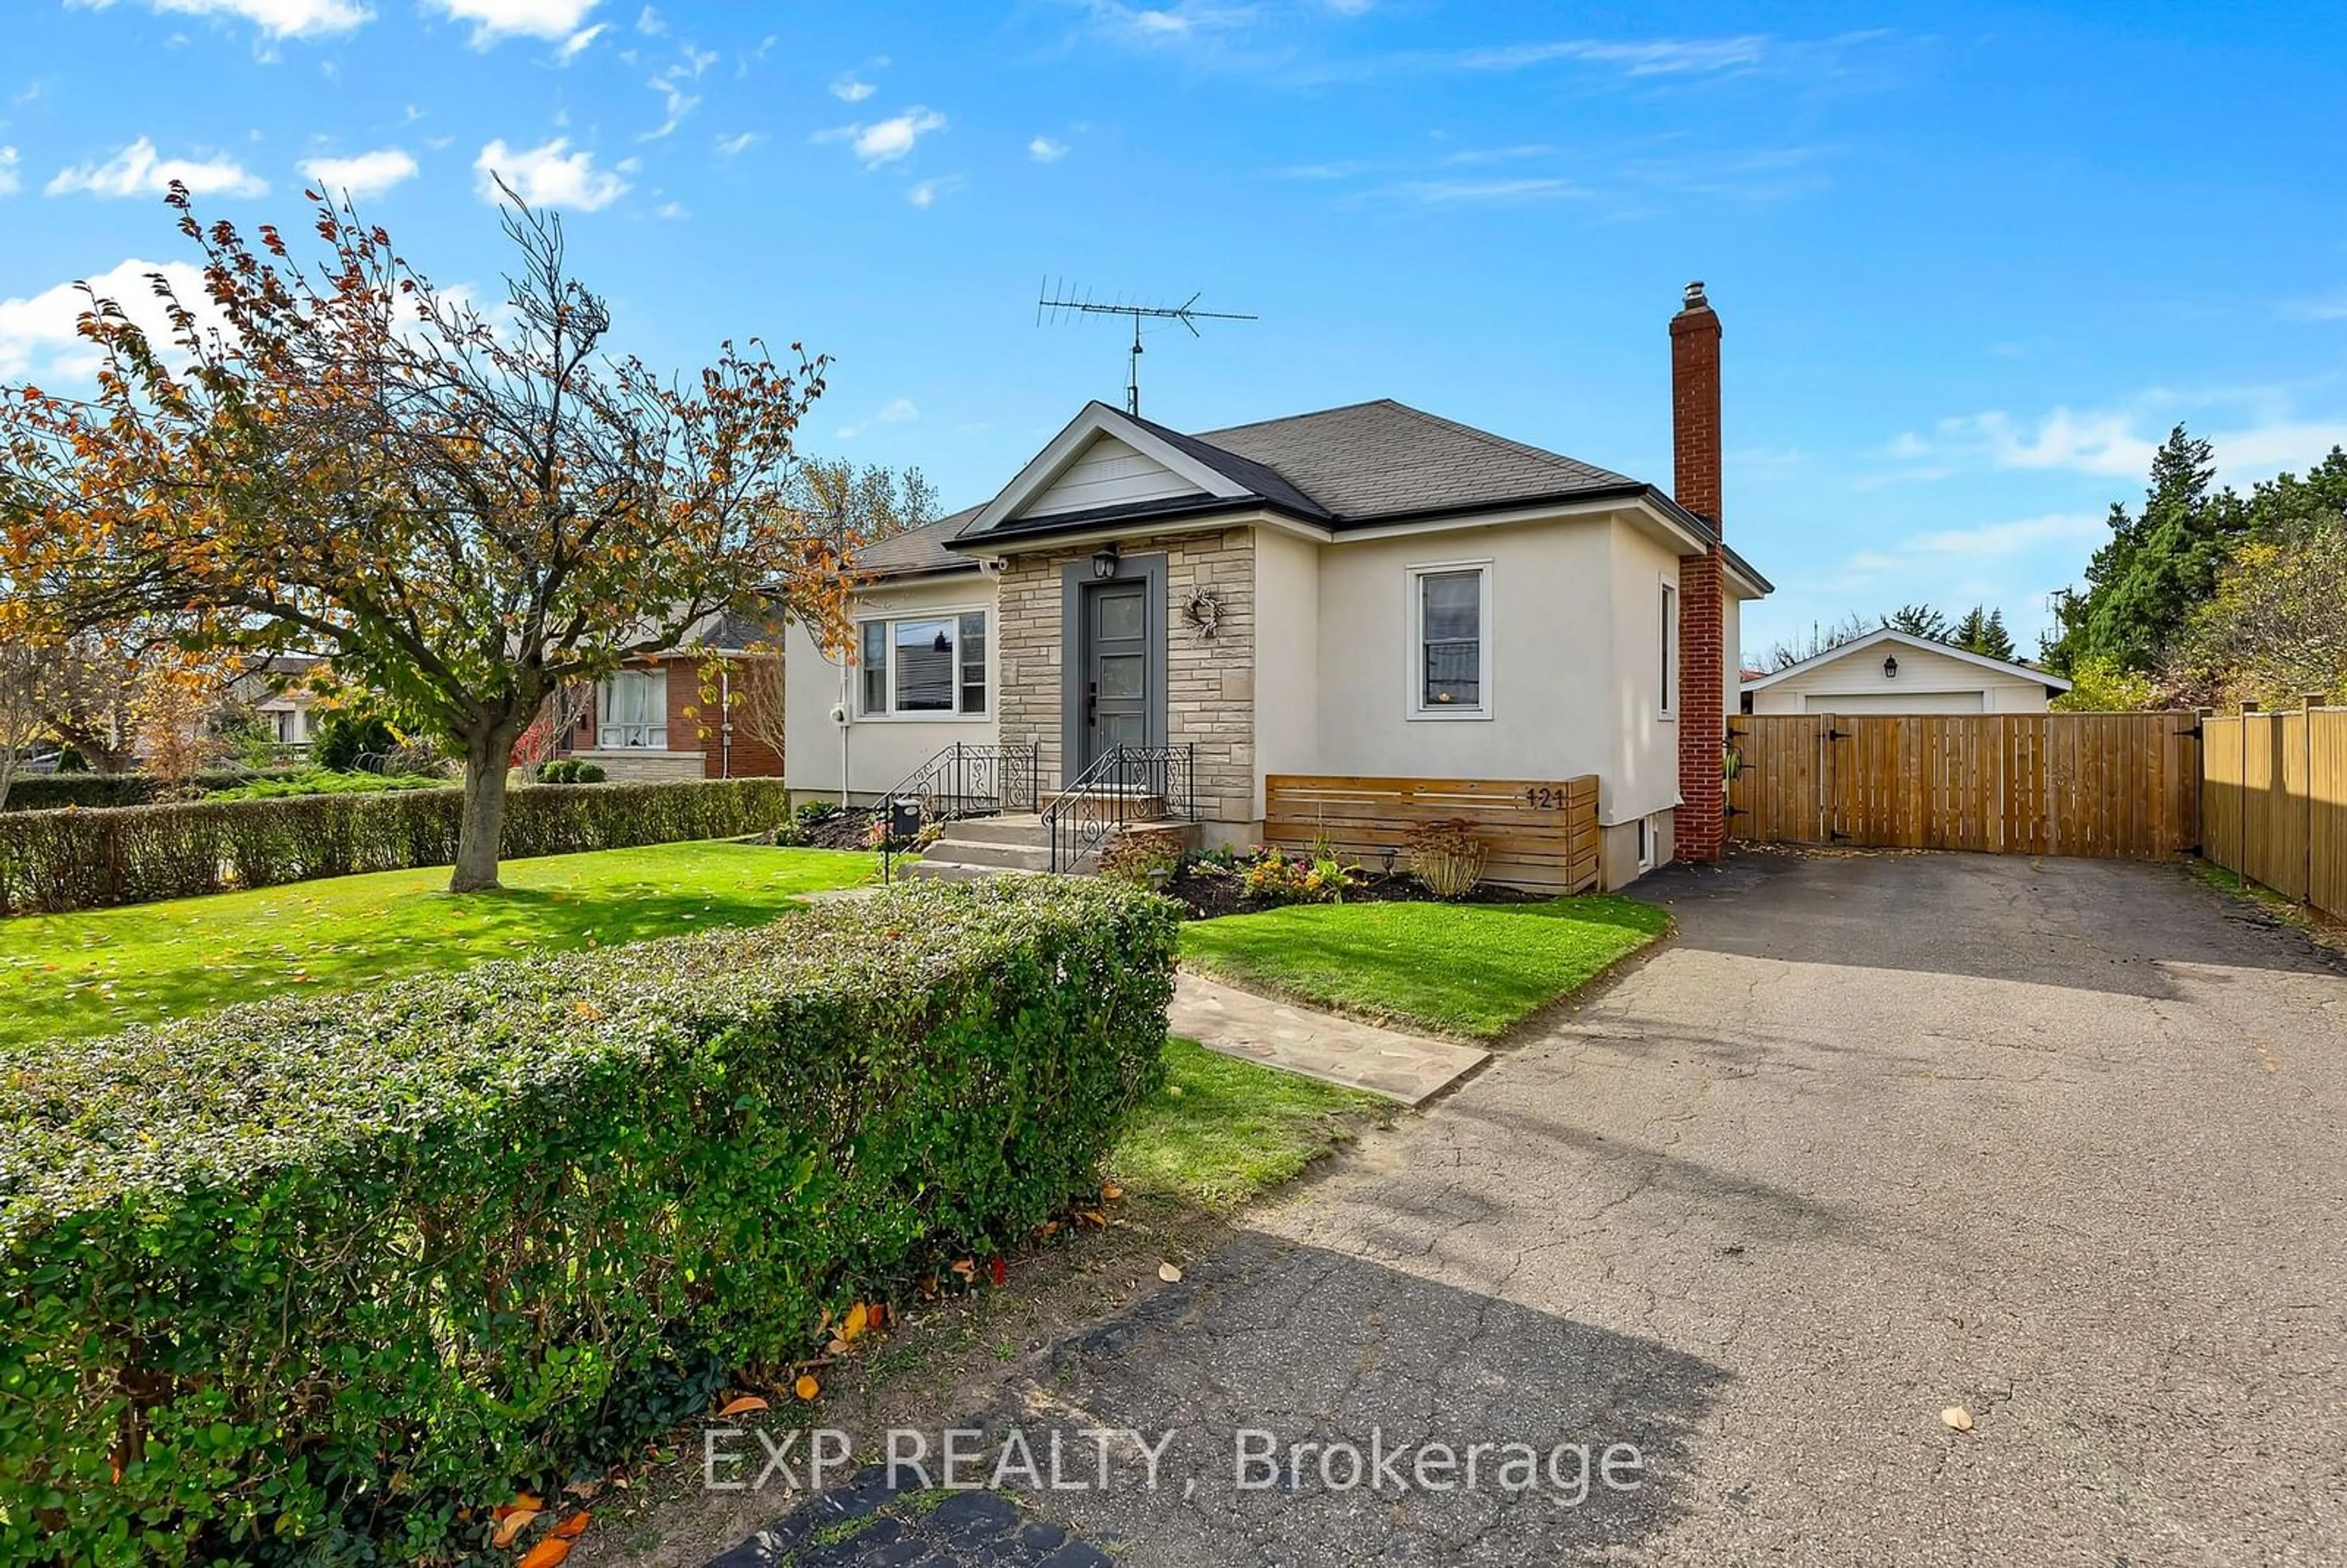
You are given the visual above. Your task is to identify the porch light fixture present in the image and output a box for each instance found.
[1884,655,1899,679]
[1091,541,1122,581]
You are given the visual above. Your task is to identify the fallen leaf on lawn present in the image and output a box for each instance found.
[949,1258,976,1280]
[869,1302,887,1329]
[717,1395,768,1417]
[987,1256,1008,1288]
[794,1374,821,1401]
[842,1302,869,1341]
[1078,1209,1107,1228]
[1035,1219,1062,1239]
[491,1508,540,1548]
[1101,1184,1124,1201]
[1941,1406,1974,1432]
[551,1514,592,1541]
[563,1481,600,1500]
[1158,1261,1183,1283]
[516,1539,572,1568]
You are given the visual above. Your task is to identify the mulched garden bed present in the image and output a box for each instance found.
[1162,862,1551,921]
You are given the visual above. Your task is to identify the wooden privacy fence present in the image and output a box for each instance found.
[1727,711,2200,861]
[2200,706,2347,920]
[1264,774,1601,894]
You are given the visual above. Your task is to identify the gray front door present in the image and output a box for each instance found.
[1083,581,1150,771]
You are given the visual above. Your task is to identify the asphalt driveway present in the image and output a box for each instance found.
[727,852,2347,1566]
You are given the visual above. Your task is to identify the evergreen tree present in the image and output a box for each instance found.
[1951,605,2016,660]
[2041,425,2244,675]
[1882,603,1952,642]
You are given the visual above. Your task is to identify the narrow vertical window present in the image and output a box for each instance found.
[958,612,988,714]
[1661,583,1678,716]
[859,620,888,715]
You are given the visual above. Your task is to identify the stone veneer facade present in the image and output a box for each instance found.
[994,526,1259,832]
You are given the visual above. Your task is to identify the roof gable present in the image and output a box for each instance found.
[1740,628,2071,692]
[964,403,1259,538]
[1023,433,1207,518]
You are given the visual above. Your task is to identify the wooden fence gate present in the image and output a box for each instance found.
[1727,711,2200,860]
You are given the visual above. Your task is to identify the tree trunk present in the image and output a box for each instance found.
[450,724,519,893]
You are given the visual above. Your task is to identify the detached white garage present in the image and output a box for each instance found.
[1742,628,2071,716]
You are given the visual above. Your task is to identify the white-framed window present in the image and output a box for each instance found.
[858,610,989,718]
[598,669,667,749]
[1406,562,1492,720]
[1660,581,1678,718]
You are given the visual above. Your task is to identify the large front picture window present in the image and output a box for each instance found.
[858,610,989,717]
[598,669,667,749]
[1408,565,1491,719]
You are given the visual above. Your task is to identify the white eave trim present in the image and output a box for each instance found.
[1739,626,2073,692]
[951,508,1334,560]
[966,402,1255,535]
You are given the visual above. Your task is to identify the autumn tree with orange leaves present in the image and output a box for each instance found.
[0,180,851,890]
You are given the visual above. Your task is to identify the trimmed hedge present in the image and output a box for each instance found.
[0,877,1177,1565]
[0,778,795,914]
[1,769,307,813]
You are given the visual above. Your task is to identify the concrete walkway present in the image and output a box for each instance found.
[1171,970,1487,1105]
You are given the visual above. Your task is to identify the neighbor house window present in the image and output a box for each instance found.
[1408,564,1491,718]
[1661,582,1678,717]
[598,669,667,749]
[858,610,989,717]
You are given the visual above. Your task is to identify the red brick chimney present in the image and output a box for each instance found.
[1671,281,1727,862]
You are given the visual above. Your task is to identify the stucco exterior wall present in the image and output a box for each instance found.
[1746,640,2055,715]
[1311,516,1683,826]
[1251,527,1321,821]
[781,573,1000,802]
[995,526,1258,832]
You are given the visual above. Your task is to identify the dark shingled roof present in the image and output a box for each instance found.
[853,506,987,579]
[1192,399,1640,522]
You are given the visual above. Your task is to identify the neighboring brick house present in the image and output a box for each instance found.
[782,284,1772,887]
[556,609,785,781]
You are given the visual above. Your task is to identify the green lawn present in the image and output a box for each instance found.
[2,841,881,1049]
[1178,895,1672,1039]
[1110,1037,1391,1210]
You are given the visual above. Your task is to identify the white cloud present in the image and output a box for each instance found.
[1884,395,2347,488]
[0,258,219,381]
[830,75,876,103]
[1450,36,1769,75]
[428,0,598,46]
[905,175,961,207]
[556,21,604,60]
[837,397,919,439]
[46,137,268,199]
[714,131,761,157]
[298,146,418,198]
[70,0,372,40]
[816,107,946,167]
[473,137,628,210]
[0,147,18,197]
[1375,176,1583,204]
[634,4,661,33]
[1901,513,2109,559]
[1078,1,1257,43]
[1029,135,1069,162]
[642,46,716,139]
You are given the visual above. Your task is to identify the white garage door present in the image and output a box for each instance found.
[1802,690,1986,714]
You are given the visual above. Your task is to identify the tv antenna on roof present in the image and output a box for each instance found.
[1035,279,1258,418]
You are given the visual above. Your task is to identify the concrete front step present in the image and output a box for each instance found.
[908,858,1045,884]
[930,838,1056,872]
[936,813,1049,848]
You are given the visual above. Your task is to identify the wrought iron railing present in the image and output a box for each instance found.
[1043,743,1197,873]
[876,742,1042,884]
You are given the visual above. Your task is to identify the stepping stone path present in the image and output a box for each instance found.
[707,1467,1113,1568]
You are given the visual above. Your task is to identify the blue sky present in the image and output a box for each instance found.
[3,1,2343,662]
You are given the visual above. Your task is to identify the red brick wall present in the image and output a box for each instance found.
[1671,284,1727,861]
[662,658,785,779]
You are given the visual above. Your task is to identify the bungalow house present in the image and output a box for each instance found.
[782,282,1772,889]
[1741,628,2073,715]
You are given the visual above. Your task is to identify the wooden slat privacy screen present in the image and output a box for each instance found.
[1264,774,1602,895]
[2200,708,2347,921]
[1726,712,2200,862]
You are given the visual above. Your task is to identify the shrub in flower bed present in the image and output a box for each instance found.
[0,877,1177,1566]
[0,777,794,914]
